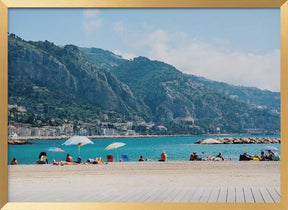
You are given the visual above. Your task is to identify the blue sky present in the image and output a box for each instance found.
[8,9,280,91]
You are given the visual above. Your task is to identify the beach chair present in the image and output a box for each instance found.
[122,155,129,162]
[106,155,113,162]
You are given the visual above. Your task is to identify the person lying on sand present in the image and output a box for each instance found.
[203,155,215,161]
[145,158,153,161]
[53,159,78,166]
[93,157,104,164]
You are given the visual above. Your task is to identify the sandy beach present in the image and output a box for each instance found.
[8,161,280,202]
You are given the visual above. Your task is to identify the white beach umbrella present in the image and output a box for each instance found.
[62,136,94,157]
[105,142,126,161]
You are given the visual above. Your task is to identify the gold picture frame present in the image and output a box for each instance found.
[0,0,287,209]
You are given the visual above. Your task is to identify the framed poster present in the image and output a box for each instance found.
[0,0,288,210]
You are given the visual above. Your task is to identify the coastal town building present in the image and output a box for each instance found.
[173,117,195,126]
[157,125,168,133]
[100,128,115,136]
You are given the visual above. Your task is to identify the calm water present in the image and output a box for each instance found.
[8,136,280,164]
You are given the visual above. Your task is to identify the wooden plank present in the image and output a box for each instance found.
[132,188,154,202]
[199,187,212,203]
[149,187,175,202]
[170,187,191,203]
[141,187,162,202]
[189,187,205,202]
[98,188,120,202]
[156,187,178,202]
[127,188,154,202]
[227,187,236,203]
[267,187,281,203]
[124,188,141,202]
[162,187,182,203]
[178,187,198,202]
[217,187,227,203]
[235,187,245,203]
[251,187,264,203]
[119,187,145,202]
[275,187,281,196]
[243,187,254,203]
[107,188,131,202]
[259,187,274,203]
[208,188,220,203]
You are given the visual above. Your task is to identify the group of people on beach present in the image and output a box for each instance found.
[10,148,279,165]
[137,151,168,162]
[53,153,105,165]
[242,149,279,161]
[189,152,227,161]
[256,150,277,161]
[138,151,225,162]
[33,152,86,166]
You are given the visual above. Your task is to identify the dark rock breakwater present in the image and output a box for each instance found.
[8,139,35,145]
[196,137,280,144]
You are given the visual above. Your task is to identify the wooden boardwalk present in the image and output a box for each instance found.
[28,186,277,203]
[9,186,280,203]
[101,186,280,203]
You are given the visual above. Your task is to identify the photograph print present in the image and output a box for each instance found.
[7,8,280,203]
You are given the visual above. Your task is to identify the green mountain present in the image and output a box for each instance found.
[111,57,279,133]
[80,47,126,70]
[79,47,280,114]
[8,34,280,134]
[8,34,146,124]
[187,75,280,113]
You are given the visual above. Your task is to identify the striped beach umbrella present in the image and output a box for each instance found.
[45,147,64,160]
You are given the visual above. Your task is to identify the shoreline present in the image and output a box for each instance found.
[8,134,183,144]
[8,134,280,145]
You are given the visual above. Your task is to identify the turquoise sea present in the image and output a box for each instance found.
[8,136,281,164]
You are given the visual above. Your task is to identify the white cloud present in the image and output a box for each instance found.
[113,21,125,33]
[83,9,99,19]
[115,28,280,92]
[82,10,101,33]
[83,19,102,33]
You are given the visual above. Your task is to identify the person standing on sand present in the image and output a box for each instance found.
[159,151,167,161]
